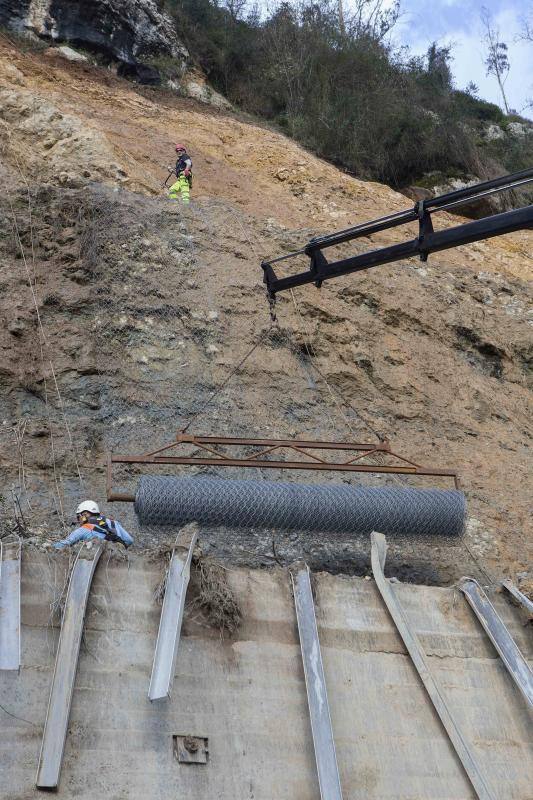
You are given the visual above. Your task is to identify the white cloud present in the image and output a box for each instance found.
[399,4,533,116]
[251,0,533,114]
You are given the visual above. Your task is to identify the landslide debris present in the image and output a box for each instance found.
[0,41,531,585]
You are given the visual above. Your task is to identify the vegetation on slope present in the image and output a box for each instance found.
[160,0,532,189]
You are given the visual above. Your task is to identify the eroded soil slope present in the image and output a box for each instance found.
[0,38,531,584]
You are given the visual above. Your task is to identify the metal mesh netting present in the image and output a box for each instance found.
[135,476,467,538]
[4,181,474,574]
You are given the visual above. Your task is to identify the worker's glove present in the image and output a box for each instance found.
[116,539,131,549]
[183,168,191,178]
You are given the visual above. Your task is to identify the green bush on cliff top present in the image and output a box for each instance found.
[160,0,532,188]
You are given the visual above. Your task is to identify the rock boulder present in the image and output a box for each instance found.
[0,0,189,67]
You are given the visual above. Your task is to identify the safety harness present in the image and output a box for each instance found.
[81,515,123,544]
[175,153,193,187]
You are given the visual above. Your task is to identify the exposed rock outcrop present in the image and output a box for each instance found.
[45,44,89,62]
[0,0,189,67]
[403,168,533,219]
[177,72,233,111]
[401,117,533,218]
[0,63,129,188]
[0,0,234,99]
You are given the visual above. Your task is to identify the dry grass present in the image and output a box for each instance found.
[194,559,241,636]
[153,559,170,606]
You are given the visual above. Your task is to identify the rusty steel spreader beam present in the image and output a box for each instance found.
[107,434,460,502]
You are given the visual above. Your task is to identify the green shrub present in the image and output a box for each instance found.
[454,91,505,123]
[159,0,532,189]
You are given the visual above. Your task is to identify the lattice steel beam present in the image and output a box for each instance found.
[107,434,460,503]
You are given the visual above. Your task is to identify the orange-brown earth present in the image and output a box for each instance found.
[0,37,531,584]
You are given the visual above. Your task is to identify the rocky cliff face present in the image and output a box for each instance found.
[0,0,189,67]
[0,39,531,586]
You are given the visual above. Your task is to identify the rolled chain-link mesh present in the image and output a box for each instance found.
[4,182,471,557]
[135,476,466,538]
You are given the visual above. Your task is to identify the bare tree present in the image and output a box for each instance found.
[224,0,247,22]
[263,3,311,119]
[338,0,346,36]
[346,0,401,41]
[481,6,511,114]
[518,3,533,42]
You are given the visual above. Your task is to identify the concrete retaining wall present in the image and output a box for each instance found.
[1,549,531,799]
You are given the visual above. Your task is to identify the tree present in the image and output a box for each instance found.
[426,42,453,91]
[223,0,247,22]
[165,0,530,187]
[481,6,511,114]
[518,3,533,41]
[346,0,401,41]
[337,0,346,36]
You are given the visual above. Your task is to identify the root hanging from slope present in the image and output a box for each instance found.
[194,559,241,636]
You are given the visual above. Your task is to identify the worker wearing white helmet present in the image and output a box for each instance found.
[53,500,133,549]
[76,500,100,515]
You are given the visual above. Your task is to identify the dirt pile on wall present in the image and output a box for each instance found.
[0,38,531,584]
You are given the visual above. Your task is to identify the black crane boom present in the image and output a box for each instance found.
[262,168,533,297]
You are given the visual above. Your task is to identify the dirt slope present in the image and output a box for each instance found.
[0,37,531,584]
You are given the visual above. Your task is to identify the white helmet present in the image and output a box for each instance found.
[76,500,100,516]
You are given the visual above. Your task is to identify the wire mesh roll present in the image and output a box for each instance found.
[134,476,466,537]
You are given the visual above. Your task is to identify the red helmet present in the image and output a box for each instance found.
[175,143,186,152]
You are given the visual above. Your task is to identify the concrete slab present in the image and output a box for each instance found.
[0,550,531,799]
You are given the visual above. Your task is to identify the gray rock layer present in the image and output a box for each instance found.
[0,0,189,65]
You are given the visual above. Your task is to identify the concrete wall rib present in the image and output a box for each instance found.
[0,551,531,799]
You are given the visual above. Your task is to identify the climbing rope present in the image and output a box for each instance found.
[8,190,85,530]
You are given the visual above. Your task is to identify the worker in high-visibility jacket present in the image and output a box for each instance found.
[53,500,133,549]
[168,143,192,204]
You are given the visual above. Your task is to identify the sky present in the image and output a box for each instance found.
[392,0,532,116]
[254,0,533,117]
